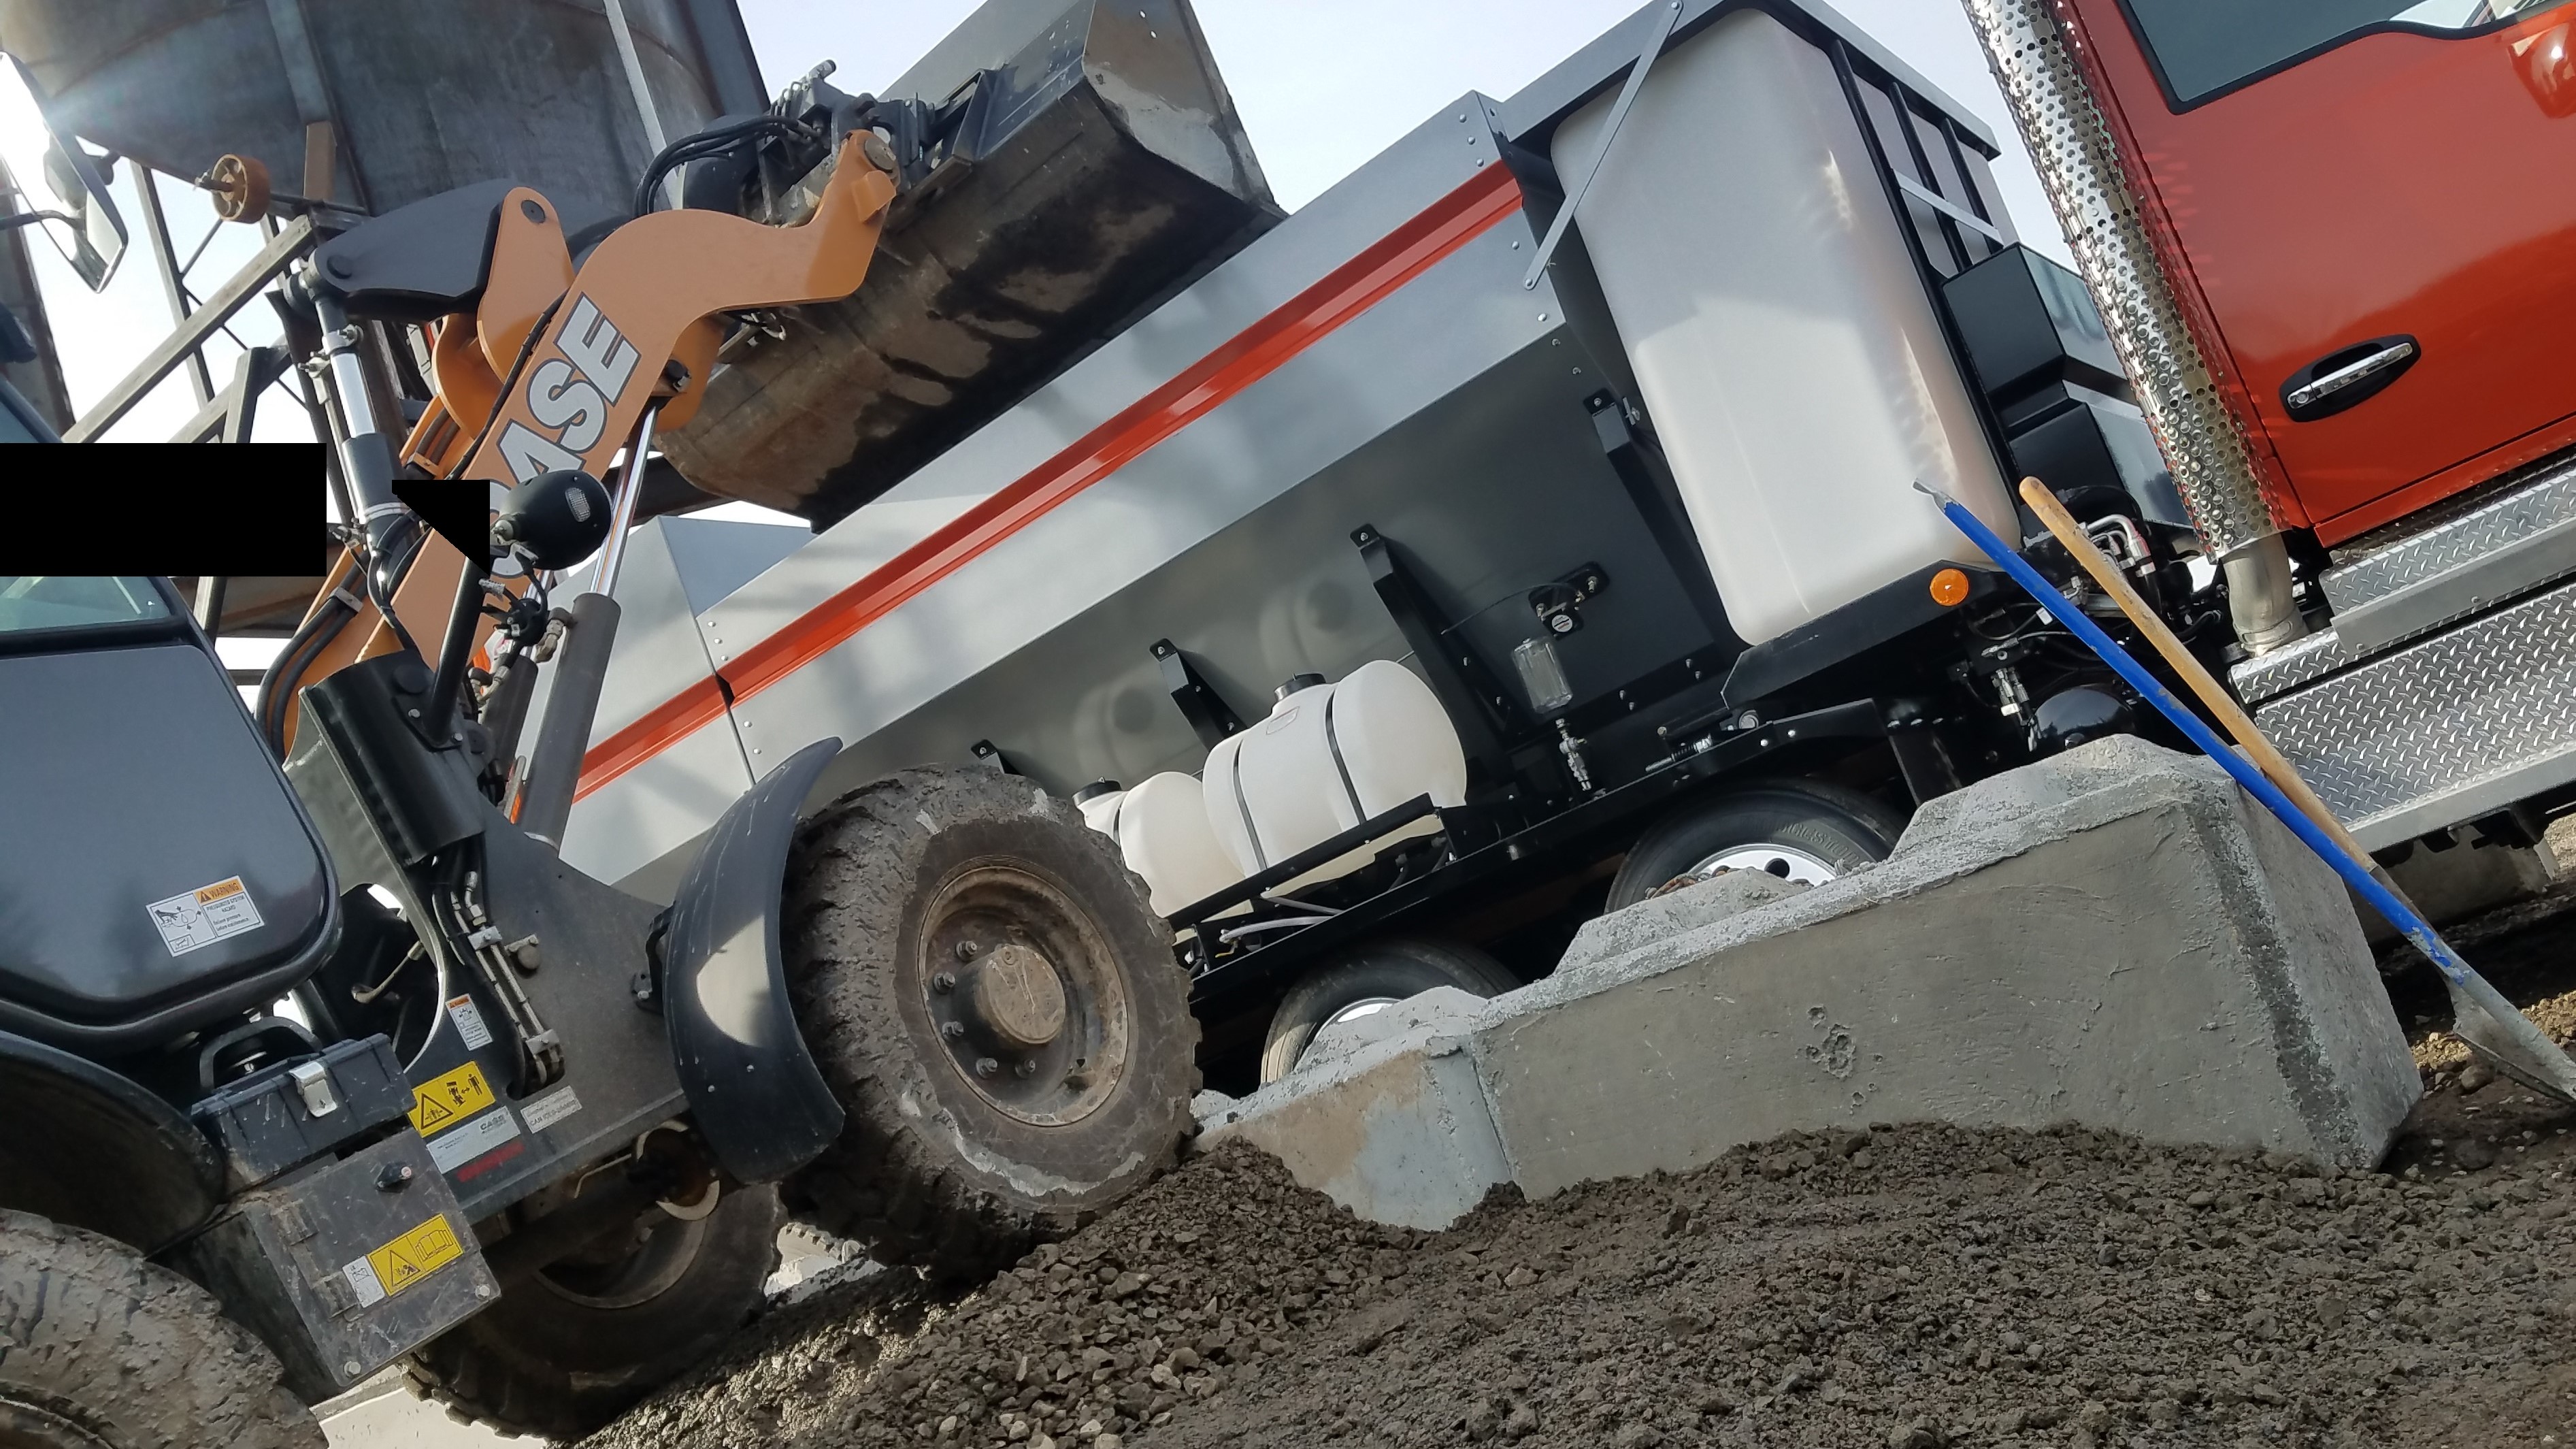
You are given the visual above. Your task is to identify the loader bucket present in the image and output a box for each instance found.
[657,0,1278,525]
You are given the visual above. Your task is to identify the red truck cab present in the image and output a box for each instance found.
[2062,0,2576,544]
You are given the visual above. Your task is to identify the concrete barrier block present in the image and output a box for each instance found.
[1555,868,1804,977]
[1471,738,2418,1196]
[1195,989,1508,1229]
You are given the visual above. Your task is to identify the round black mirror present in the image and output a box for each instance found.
[493,470,612,570]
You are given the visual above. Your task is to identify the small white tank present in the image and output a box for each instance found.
[1551,8,2017,647]
[1204,660,1466,877]
[1075,777,1240,916]
[1114,772,1240,915]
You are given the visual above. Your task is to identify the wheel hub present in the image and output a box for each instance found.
[1691,842,1843,885]
[918,860,1131,1126]
[968,942,1068,1051]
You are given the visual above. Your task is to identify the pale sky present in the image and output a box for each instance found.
[5,0,2070,445]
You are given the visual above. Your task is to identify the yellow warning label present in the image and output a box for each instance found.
[195,877,246,905]
[365,1214,463,1298]
[408,1061,496,1137]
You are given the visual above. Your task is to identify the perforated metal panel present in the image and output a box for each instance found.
[1958,0,2279,555]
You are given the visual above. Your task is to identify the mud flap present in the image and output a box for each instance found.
[660,738,844,1183]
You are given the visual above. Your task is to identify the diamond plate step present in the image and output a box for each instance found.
[2317,449,2576,653]
[2253,574,2576,849]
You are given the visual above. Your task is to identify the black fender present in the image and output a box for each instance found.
[661,738,844,1184]
[0,1030,223,1253]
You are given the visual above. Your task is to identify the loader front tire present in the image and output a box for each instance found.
[0,1209,323,1449]
[784,767,1199,1282]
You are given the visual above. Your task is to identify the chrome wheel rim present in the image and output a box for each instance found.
[1689,843,1842,885]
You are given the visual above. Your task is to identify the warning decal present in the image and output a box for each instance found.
[408,1061,497,1137]
[341,1214,464,1305]
[445,995,494,1050]
[145,876,264,957]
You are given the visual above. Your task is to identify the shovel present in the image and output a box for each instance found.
[1920,476,2576,1107]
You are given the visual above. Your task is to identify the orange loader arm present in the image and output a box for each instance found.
[269,135,899,753]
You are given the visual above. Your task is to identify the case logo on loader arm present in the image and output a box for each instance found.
[497,297,641,483]
[449,136,900,489]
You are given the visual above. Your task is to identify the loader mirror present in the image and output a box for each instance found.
[0,54,125,291]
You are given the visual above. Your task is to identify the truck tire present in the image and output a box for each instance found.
[1606,779,1906,912]
[1259,937,1519,1085]
[403,1185,781,1439]
[783,767,1199,1281]
[0,1208,322,1449]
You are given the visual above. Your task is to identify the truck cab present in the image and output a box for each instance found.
[2030,0,2576,858]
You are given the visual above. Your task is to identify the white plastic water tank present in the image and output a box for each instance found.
[1551,9,2017,647]
[1075,777,1240,916]
[1204,660,1467,877]
[1118,772,1241,915]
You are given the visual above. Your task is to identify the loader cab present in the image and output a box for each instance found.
[0,576,340,1058]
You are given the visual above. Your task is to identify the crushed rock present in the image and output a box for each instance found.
[585,1091,2576,1449]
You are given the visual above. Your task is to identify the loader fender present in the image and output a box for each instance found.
[0,1030,223,1252]
[659,738,844,1184]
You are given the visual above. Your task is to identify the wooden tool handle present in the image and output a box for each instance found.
[2015,478,2379,868]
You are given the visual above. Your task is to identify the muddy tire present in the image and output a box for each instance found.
[1606,779,1907,911]
[1259,937,1519,1084]
[0,1209,321,1449]
[784,767,1199,1281]
[403,1186,782,1439]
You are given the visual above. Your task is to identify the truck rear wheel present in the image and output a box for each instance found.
[783,767,1199,1281]
[0,1208,322,1449]
[1606,779,1906,911]
[402,1185,781,1439]
[1259,937,1519,1084]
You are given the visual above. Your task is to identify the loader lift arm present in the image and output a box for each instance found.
[408,133,899,485]
[262,131,897,758]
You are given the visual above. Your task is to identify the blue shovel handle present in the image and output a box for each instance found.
[1917,485,2473,988]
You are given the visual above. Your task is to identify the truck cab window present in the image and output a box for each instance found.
[2123,0,2573,105]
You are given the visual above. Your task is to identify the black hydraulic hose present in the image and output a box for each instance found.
[254,585,360,758]
[632,116,818,217]
[425,559,489,744]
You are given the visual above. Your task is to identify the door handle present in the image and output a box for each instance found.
[2281,335,2420,421]
[2287,338,2421,423]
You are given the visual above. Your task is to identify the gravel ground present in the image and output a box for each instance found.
[584,906,2576,1449]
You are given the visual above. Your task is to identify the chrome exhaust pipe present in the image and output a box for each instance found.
[1959,0,2307,652]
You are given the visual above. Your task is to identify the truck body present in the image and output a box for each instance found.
[535,0,2177,1087]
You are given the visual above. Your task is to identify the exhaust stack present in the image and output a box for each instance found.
[1959,0,2307,653]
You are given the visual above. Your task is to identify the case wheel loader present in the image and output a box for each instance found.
[0,64,1199,1444]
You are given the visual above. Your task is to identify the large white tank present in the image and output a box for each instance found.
[1204,661,1466,878]
[1552,9,2017,647]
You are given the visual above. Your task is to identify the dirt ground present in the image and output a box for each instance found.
[584,899,2576,1449]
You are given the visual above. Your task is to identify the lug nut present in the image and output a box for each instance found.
[974,1057,1001,1079]
[955,941,981,962]
[1013,1058,1037,1079]
[931,971,957,994]
[941,1021,967,1041]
